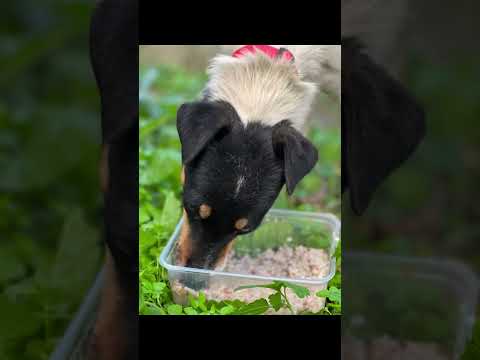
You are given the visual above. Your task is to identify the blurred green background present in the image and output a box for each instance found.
[1,1,103,358]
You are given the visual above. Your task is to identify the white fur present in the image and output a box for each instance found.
[286,45,341,99]
[204,45,340,132]
[234,176,245,198]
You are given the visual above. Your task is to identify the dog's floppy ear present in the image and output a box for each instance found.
[342,38,426,215]
[177,101,237,164]
[272,120,318,195]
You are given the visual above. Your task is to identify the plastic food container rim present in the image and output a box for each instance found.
[344,251,480,313]
[159,208,341,286]
[343,251,480,357]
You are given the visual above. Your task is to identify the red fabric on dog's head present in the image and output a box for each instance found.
[232,45,295,62]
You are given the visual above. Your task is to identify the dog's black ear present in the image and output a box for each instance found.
[272,120,318,195]
[342,38,426,215]
[177,101,237,164]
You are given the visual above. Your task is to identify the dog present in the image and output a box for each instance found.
[175,45,341,272]
[176,42,425,275]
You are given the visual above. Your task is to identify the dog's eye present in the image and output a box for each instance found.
[234,218,253,234]
[234,218,248,231]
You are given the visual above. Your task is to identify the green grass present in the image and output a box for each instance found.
[0,2,103,358]
[139,64,341,315]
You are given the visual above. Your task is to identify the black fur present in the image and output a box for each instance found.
[177,101,239,164]
[89,1,138,359]
[177,101,316,269]
[272,120,318,195]
[342,37,426,215]
[90,0,138,143]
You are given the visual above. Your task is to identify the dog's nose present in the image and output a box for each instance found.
[178,272,209,291]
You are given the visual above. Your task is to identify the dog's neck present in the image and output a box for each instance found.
[202,49,318,133]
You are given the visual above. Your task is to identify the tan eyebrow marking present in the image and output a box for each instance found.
[234,218,248,230]
[199,204,212,219]
[180,166,185,185]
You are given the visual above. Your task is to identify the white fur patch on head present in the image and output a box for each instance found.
[234,175,246,198]
[205,52,318,131]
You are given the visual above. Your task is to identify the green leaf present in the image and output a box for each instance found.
[235,281,309,299]
[159,191,181,233]
[268,292,283,311]
[139,228,157,250]
[143,306,166,315]
[188,294,198,308]
[219,305,235,315]
[234,282,282,292]
[184,307,198,315]
[188,292,209,312]
[153,282,167,294]
[198,291,206,305]
[223,300,246,309]
[167,304,183,315]
[282,282,310,298]
[316,286,341,305]
[233,299,269,315]
[198,302,208,312]
[139,206,151,224]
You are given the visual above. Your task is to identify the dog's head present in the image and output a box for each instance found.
[176,100,317,269]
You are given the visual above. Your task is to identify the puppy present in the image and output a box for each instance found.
[176,45,341,271]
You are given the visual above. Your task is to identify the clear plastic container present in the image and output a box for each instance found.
[342,252,479,359]
[159,209,341,313]
[49,268,104,360]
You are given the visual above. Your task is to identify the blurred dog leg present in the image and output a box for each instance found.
[87,247,128,360]
[86,144,126,360]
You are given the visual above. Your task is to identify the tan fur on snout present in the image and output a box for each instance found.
[234,218,248,230]
[176,209,192,266]
[213,239,236,270]
[176,208,235,269]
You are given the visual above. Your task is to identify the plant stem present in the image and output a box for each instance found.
[281,288,294,314]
